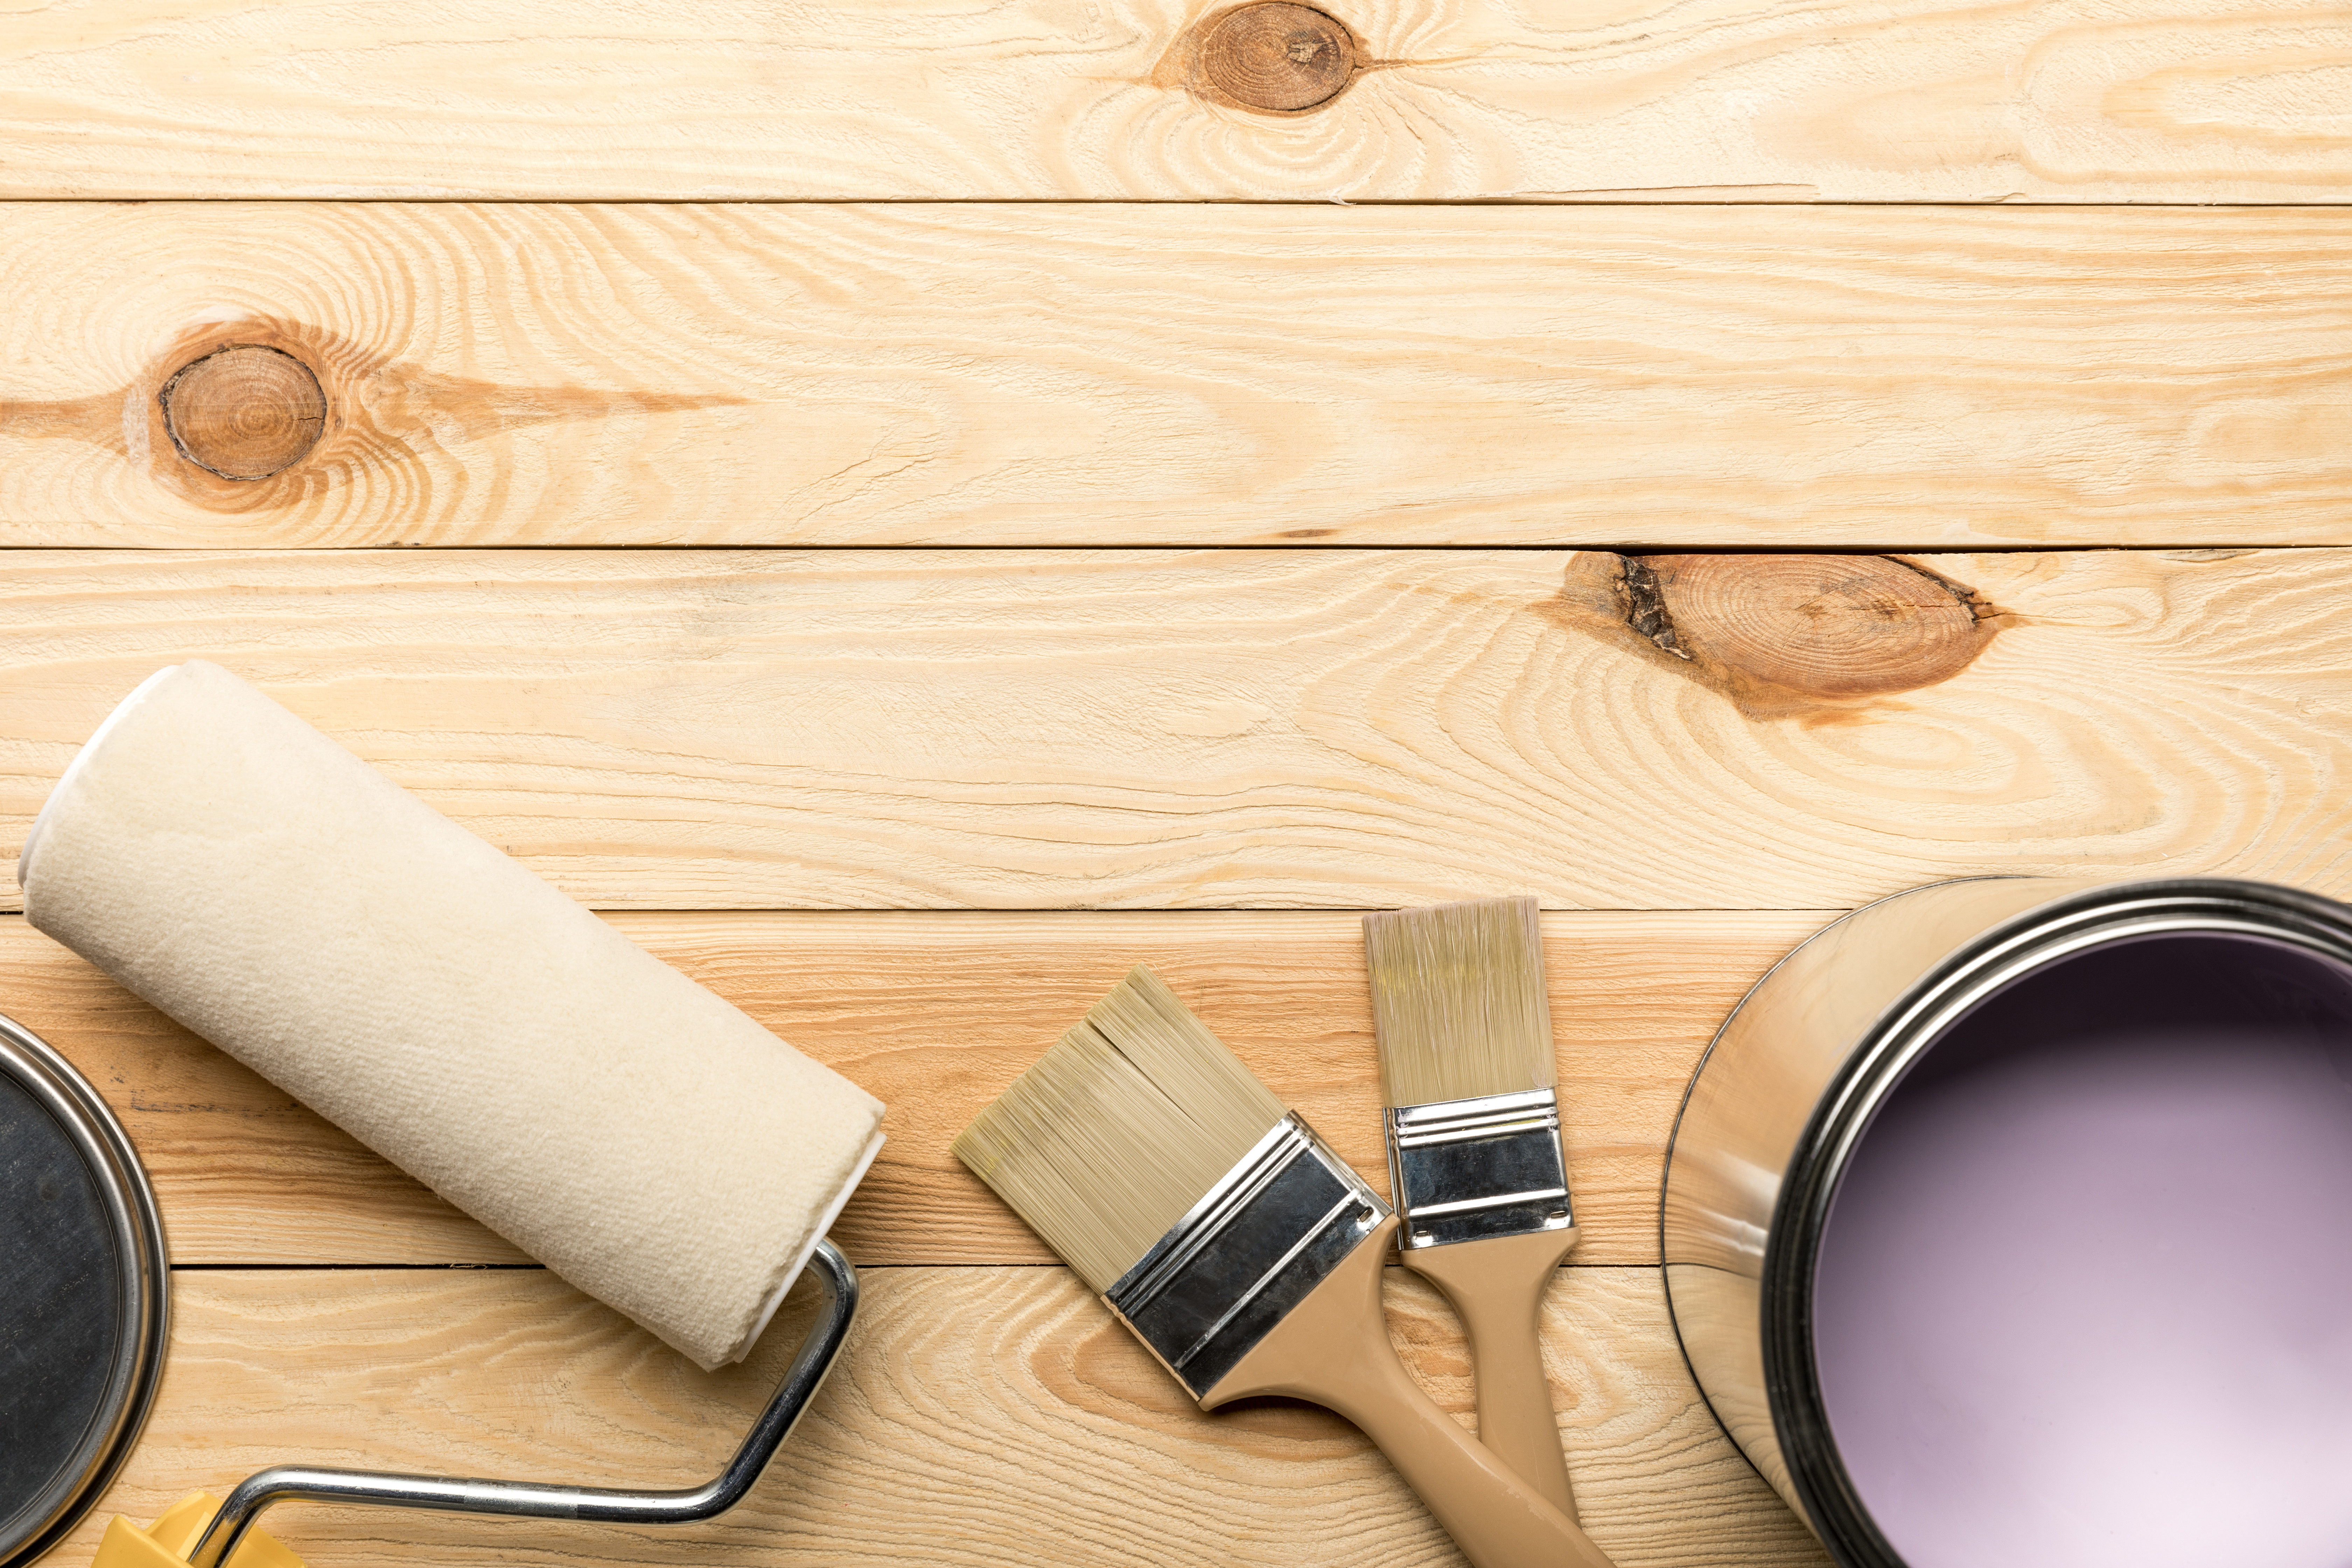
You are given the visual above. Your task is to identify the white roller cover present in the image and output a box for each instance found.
[19,661,884,1371]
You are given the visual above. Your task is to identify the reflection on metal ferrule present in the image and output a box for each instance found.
[1386,1087,1573,1250]
[1105,1113,1386,1400]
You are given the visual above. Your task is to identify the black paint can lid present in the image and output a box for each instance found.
[0,1014,168,1567]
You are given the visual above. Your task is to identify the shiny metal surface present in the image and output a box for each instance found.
[1107,1113,1386,1400]
[0,1013,169,1568]
[186,1238,861,1568]
[1659,877,2352,1567]
[1385,1088,1572,1250]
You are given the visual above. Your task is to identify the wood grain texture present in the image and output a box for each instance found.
[67,1266,1828,1568]
[0,0,2344,201]
[3,203,2349,549]
[7,548,2350,914]
[5,908,1822,1267]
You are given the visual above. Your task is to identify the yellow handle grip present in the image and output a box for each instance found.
[92,1495,304,1568]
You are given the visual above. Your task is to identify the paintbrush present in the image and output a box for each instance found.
[1365,896,1583,1520]
[954,966,1612,1568]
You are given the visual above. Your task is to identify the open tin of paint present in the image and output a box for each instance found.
[1663,877,2352,1568]
[0,1013,169,1568]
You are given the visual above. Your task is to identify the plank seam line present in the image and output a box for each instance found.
[0,544,2340,556]
[3,197,2351,210]
[167,1261,1672,1272]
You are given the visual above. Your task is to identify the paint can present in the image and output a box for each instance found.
[0,1013,169,1568]
[1662,876,2352,1568]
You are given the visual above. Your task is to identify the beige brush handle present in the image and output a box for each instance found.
[1203,1216,1616,1568]
[1405,1226,1585,1520]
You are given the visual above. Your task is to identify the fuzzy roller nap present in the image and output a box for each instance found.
[20,660,884,1371]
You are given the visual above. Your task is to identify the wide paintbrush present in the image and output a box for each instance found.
[954,965,1612,1568]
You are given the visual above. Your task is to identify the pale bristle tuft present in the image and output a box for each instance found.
[953,966,1287,1293]
[1364,896,1556,1107]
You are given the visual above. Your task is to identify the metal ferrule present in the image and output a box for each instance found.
[1104,1113,1387,1401]
[1386,1086,1573,1250]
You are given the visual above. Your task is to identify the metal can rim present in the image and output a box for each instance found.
[1748,878,2352,1566]
[0,1011,171,1568]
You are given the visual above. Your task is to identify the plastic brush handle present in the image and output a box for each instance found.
[1405,1226,1584,1520]
[1202,1216,1616,1568]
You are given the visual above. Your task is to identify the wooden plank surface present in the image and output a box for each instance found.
[64,1265,1827,1568]
[4,204,2349,549]
[3,908,1826,1266]
[12,6,2335,1562]
[2,0,2346,202]
[7,548,2350,913]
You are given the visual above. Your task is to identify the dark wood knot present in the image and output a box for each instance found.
[1198,3,1357,112]
[160,344,326,480]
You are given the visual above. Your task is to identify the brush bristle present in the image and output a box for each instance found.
[952,966,1288,1293]
[1364,896,1556,1107]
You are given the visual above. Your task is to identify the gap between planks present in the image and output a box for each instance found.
[9,199,2352,206]
[0,543,2328,553]
[156,1262,1679,1271]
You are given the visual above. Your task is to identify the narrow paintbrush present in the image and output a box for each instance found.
[1365,896,1583,1520]
[954,966,1612,1568]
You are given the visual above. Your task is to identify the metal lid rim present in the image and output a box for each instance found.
[0,1012,170,1568]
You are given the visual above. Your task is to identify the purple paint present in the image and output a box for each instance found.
[1813,933,2352,1568]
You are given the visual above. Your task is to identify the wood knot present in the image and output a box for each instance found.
[1196,3,1357,112]
[159,344,326,480]
[1625,555,1995,701]
[1546,552,2009,719]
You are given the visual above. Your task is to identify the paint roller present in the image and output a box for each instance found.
[20,661,886,1568]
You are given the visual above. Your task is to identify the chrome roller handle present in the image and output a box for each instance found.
[186,1239,859,1568]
